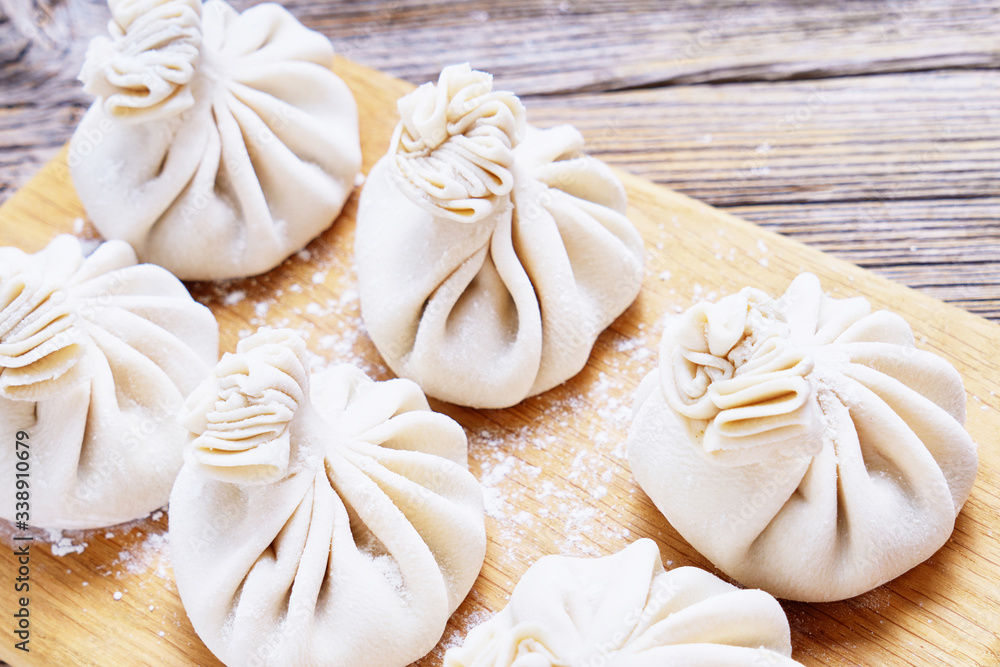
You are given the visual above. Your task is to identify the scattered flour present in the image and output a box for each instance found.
[461,318,664,565]
[370,554,410,605]
[47,529,87,556]
[111,530,171,580]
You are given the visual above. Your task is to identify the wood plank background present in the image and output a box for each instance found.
[1,0,998,319]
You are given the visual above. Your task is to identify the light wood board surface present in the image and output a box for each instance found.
[0,57,998,667]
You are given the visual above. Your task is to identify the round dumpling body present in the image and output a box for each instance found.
[169,328,486,667]
[627,273,979,602]
[444,538,802,666]
[0,234,219,529]
[70,0,362,280]
[356,63,645,409]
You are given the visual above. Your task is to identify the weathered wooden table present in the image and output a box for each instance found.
[0,2,999,667]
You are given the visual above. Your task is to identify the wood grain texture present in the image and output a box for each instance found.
[1,57,999,667]
[525,69,1000,319]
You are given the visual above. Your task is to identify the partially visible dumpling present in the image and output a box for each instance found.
[356,63,644,409]
[70,0,361,280]
[0,234,219,529]
[444,538,802,666]
[627,273,979,602]
[169,329,486,667]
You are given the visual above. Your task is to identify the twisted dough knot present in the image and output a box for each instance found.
[0,239,87,401]
[182,329,309,485]
[391,63,527,223]
[663,289,819,463]
[80,0,203,121]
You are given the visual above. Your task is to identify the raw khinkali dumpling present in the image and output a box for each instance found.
[70,0,362,280]
[356,63,644,409]
[444,539,802,666]
[627,273,979,602]
[169,329,486,667]
[0,235,218,529]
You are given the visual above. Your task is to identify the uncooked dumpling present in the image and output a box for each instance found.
[169,329,486,667]
[356,63,644,409]
[71,0,361,280]
[444,538,802,666]
[0,234,218,529]
[627,273,979,602]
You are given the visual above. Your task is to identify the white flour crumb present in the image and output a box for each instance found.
[615,337,640,353]
[223,290,246,306]
[113,591,123,601]
[47,529,87,556]
[311,271,327,284]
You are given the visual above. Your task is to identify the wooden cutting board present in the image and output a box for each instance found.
[1,57,998,667]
